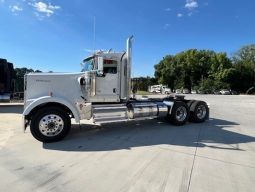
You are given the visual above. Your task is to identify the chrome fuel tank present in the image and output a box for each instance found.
[127,102,165,119]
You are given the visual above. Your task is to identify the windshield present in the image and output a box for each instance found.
[82,57,94,72]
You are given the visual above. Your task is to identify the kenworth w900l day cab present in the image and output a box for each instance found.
[23,37,209,142]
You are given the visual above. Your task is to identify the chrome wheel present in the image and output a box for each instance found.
[196,105,207,119]
[39,114,64,137]
[176,106,187,122]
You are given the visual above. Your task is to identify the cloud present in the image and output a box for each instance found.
[164,23,170,29]
[164,8,171,12]
[188,12,193,17]
[185,0,198,10]
[9,5,23,12]
[29,1,61,17]
[177,13,183,18]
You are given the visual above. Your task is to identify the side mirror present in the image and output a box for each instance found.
[97,57,104,75]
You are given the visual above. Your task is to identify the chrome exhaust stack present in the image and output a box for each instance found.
[126,36,133,100]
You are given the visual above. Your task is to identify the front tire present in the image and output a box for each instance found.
[168,101,189,126]
[30,107,71,143]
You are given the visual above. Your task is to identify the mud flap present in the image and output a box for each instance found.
[23,116,29,133]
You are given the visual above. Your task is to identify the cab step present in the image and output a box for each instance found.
[92,104,128,124]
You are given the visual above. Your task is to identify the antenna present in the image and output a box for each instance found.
[93,16,96,53]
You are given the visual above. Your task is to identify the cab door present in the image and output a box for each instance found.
[95,59,120,102]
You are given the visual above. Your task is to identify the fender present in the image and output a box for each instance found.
[23,96,80,123]
[163,100,174,114]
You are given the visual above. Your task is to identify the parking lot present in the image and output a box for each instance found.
[0,95,255,192]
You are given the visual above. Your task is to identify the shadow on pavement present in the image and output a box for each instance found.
[43,118,255,152]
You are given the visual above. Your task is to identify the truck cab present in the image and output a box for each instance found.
[81,52,128,103]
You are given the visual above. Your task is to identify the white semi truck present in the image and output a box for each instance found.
[23,36,209,142]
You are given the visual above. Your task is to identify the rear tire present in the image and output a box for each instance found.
[190,101,209,123]
[30,107,71,143]
[168,101,189,126]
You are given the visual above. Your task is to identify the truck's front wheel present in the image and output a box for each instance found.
[30,107,71,143]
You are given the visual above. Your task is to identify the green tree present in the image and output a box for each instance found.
[15,68,42,92]
[232,44,255,92]
[131,76,157,91]
[154,49,232,91]
[154,55,177,89]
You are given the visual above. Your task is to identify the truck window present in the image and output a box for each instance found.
[82,57,94,72]
[104,67,117,74]
[103,59,117,74]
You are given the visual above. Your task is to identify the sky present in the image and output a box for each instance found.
[0,0,255,77]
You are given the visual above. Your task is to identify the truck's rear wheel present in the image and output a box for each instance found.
[190,101,209,123]
[30,107,71,143]
[168,101,189,126]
